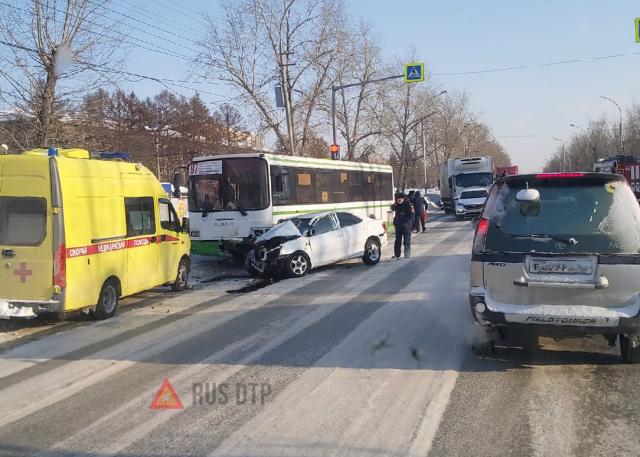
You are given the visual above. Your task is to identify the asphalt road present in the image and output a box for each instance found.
[1,214,639,457]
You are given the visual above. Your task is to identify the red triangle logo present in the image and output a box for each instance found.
[150,378,184,410]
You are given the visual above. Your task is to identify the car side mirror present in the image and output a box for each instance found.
[181,217,190,234]
[307,228,315,237]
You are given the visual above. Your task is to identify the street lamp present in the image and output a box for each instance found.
[422,90,447,188]
[569,123,594,164]
[553,137,567,172]
[599,96,624,153]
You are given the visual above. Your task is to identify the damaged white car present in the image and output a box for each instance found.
[247,211,387,277]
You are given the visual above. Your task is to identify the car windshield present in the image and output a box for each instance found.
[288,217,313,236]
[189,158,269,212]
[455,173,493,188]
[460,190,487,199]
[485,178,640,254]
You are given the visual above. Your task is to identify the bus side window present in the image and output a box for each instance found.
[316,171,332,204]
[349,172,364,202]
[332,171,349,202]
[271,166,292,205]
[375,173,393,201]
[295,170,315,204]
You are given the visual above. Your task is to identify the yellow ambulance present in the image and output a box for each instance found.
[0,148,191,319]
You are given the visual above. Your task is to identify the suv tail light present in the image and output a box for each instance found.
[472,217,489,254]
[53,244,66,289]
[536,172,585,179]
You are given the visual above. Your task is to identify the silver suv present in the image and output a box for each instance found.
[469,172,640,362]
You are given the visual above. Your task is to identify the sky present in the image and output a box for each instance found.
[121,0,640,173]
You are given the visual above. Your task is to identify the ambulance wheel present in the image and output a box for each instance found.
[92,279,119,320]
[171,258,190,292]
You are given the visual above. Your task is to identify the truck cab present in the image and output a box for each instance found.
[440,156,493,213]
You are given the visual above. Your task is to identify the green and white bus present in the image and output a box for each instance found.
[186,152,394,256]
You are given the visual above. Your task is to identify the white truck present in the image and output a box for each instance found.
[439,156,493,213]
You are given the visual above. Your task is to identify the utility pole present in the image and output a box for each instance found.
[600,96,624,153]
[553,137,566,172]
[154,134,161,179]
[570,123,590,168]
[422,121,427,188]
[279,51,296,156]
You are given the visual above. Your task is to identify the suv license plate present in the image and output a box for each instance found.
[528,258,593,275]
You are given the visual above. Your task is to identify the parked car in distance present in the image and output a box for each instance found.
[455,187,488,220]
[247,211,387,277]
[470,172,640,362]
[426,191,443,209]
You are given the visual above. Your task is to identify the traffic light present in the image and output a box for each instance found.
[330,144,340,160]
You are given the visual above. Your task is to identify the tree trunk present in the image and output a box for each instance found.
[37,67,58,146]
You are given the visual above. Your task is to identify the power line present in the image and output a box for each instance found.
[432,52,639,76]
[155,0,208,24]
[0,1,197,62]
[0,40,233,102]
[0,0,216,75]
[113,0,203,38]
[83,0,201,49]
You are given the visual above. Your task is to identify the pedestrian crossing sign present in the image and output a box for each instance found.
[636,17,640,43]
[404,63,425,83]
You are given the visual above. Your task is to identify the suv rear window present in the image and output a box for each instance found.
[0,197,47,246]
[484,177,640,254]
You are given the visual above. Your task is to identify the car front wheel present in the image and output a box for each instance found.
[362,238,381,265]
[285,252,310,277]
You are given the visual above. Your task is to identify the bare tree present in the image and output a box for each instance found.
[0,0,126,148]
[380,79,433,189]
[329,22,384,161]
[544,108,640,173]
[198,0,346,155]
[214,103,245,146]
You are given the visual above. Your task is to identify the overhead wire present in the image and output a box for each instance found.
[0,39,235,102]
[112,0,203,38]
[83,0,202,48]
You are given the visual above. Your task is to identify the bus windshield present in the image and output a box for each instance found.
[189,157,269,213]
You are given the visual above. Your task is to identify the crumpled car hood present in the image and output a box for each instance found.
[257,220,301,242]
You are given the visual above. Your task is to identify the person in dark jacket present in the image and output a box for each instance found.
[413,191,427,233]
[391,192,414,258]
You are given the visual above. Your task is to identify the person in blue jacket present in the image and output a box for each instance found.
[391,192,414,258]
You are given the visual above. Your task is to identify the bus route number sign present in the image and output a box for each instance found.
[189,160,222,176]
